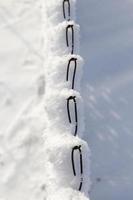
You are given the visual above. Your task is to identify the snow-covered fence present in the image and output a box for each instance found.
[43,0,90,199]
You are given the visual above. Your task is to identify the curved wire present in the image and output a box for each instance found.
[63,0,84,193]
[66,24,74,54]
[67,96,78,136]
[71,145,83,191]
[66,57,77,89]
[63,0,71,21]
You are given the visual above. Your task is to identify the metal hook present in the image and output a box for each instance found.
[71,145,83,191]
[67,96,78,136]
[66,24,74,54]
[63,0,71,21]
[66,57,77,89]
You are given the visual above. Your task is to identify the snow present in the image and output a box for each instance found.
[0,0,90,199]
[1,0,133,199]
[43,0,90,198]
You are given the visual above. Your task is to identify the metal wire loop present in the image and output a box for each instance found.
[63,0,84,192]
[67,96,78,136]
[66,57,77,89]
[66,24,74,54]
[63,0,71,21]
[71,145,83,191]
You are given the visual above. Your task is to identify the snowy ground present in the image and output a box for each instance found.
[0,0,133,199]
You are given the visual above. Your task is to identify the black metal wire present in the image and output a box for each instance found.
[66,24,74,54]
[66,57,77,89]
[67,96,78,136]
[63,0,71,21]
[63,0,84,193]
[71,145,83,191]
[79,178,83,191]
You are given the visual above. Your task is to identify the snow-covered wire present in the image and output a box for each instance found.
[71,145,83,191]
[66,57,77,89]
[67,96,78,136]
[43,0,90,198]
[63,0,71,21]
[66,24,75,54]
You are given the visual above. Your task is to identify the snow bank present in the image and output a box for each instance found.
[43,0,90,199]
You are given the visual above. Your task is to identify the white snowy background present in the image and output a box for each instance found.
[0,0,133,199]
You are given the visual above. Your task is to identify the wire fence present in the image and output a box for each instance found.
[63,0,86,192]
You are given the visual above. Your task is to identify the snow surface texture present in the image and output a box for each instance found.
[43,0,90,199]
[0,0,90,200]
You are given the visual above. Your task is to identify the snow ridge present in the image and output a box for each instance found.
[43,0,90,199]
